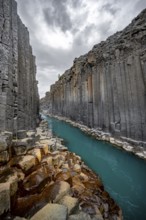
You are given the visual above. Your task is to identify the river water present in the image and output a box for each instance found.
[46,116,146,220]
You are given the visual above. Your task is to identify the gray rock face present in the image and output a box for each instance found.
[0,0,39,133]
[42,9,146,148]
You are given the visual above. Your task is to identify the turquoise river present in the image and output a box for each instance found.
[46,116,146,220]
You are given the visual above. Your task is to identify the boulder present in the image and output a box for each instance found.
[23,166,51,193]
[18,155,36,172]
[48,181,71,202]
[40,144,49,155]
[58,195,79,214]
[30,203,67,220]
[42,156,53,166]
[28,148,42,162]
[62,163,69,170]
[79,172,89,182]
[109,138,115,145]
[73,164,81,173]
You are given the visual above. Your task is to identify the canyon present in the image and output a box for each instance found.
[41,9,146,150]
[0,0,146,219]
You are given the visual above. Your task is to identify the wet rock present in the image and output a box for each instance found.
[0,183,10,215]
[18,155,36,172]
[30,203,67,220]
[58,195,79,215]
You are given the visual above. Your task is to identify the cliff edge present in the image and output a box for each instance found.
[42,9,146,149]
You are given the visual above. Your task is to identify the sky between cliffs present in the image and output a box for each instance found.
[16,0,146,98]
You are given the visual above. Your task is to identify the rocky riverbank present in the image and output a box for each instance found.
[47,114,146,161]
[0,120,122,220]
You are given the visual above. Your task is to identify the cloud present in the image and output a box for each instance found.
[16,0,146,98]
[43,0,72,32]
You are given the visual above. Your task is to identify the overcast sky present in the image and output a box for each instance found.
[16,0,146,98]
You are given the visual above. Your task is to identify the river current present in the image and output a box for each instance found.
[46,116,146,220]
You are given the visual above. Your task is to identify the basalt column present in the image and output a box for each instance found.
[0,0,39,133]
[46,9,146,148]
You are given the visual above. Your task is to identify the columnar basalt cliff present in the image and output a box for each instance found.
[0,0,39,133]
[44,9,146,148]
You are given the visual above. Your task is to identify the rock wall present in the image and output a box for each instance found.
[40,91,51,114]
[44,9,146,148]
[0,0,39,133]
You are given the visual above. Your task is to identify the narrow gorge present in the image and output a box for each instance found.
[42,9,146,153]
[0,0,146,220]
